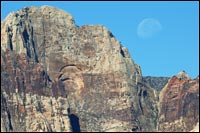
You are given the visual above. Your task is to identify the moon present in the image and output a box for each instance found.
[137,18,162,38]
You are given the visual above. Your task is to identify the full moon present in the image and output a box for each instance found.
[137,18,162,38]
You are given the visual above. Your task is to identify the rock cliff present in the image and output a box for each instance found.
[158,71,199,132]
[1,6,199,132]
[1,6,158,132]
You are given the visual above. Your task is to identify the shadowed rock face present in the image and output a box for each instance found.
[1,6,158,132]
[158,72,199,132]
[143,76,170,92]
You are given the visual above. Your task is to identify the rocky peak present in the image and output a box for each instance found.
[1,6,158,132]
[176,70,190,80]
[158,72,199,132]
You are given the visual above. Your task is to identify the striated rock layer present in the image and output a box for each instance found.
[158,72,199,132]
[1,6,158,132]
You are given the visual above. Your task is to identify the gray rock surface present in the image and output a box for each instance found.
[143,76,170,92]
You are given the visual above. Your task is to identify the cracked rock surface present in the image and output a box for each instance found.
[1,6,198,132]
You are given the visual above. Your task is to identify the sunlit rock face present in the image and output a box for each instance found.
[158,72,199,132]
[1,6,158,132]
[2,6,199,132]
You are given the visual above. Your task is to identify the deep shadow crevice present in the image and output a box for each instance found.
[120,48,125,57]
[69,114,81,132]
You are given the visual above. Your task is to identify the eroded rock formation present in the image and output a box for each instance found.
[1,6,199,132]
[158,71,199,132]
[1,6,158,132]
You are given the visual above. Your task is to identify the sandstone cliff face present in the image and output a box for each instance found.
[1,6,158,132]
[158,72,199,132]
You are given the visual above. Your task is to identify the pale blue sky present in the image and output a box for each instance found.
[1,1,199,78]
